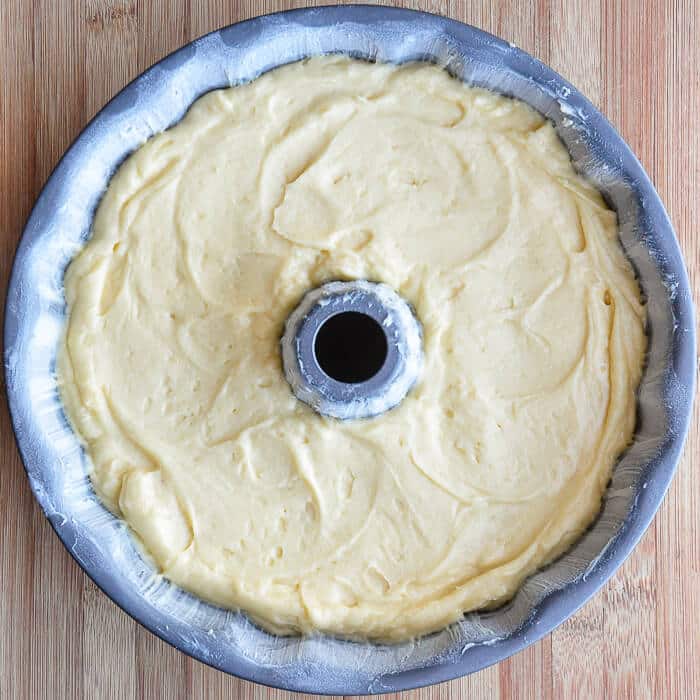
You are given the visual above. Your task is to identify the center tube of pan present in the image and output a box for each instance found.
[281,281,423,420]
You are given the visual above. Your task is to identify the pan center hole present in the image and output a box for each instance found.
[314,312,388,384]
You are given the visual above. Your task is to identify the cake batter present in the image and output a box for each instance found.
[58,57,646,641]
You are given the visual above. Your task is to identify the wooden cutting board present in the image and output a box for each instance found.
[1,1,698,698]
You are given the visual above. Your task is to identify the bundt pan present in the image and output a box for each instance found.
[4,5,695,695]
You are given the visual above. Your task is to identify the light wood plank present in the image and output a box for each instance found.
[83,579,138,700]
[653,1,700,699]
[84,0,139,121]
[136,0,191,71]
[0,2,36,698]
[136,627,188,700]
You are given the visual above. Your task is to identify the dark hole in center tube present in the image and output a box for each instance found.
[314,311,388,384]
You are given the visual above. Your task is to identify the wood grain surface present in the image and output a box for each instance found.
[1,1,698,698]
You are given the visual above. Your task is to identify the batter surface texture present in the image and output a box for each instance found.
[58,57,646,641]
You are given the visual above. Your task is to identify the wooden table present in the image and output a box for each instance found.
[1,1,698,698]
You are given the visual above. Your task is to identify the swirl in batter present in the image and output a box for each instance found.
[58,57,646,641]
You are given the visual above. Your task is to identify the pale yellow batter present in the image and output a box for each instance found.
[58,57,646,641]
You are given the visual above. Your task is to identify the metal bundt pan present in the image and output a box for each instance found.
[4,6,695,694]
